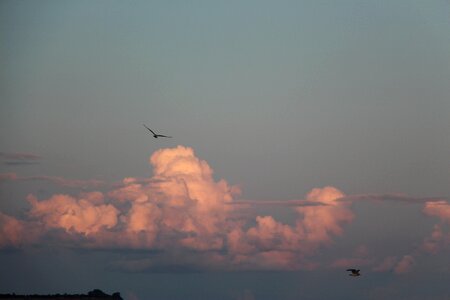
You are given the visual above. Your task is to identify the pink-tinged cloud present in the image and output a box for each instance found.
[423,201,450,222]
[225,186,353,269]
[107,145,238,251]
[394,255,415,274]
[236,187,351,255]
[28,192,119,235]
[0,212,25,247]
[246,216,300,251]
[0,212,41,248]
[296,187,353,247]
[421,224,450,255]
[150,146,235,211]
[0,146,358,271]
[422,225,444,254]
[420,201,450,254]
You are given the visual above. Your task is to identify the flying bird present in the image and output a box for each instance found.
[346,269,361,277]
[143,124,172,138]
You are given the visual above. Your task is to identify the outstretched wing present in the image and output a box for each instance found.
[346,269,356,272]
[143,124,156,135]
[156,134,172,138]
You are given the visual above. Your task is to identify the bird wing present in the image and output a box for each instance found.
[143,124,156,135]
[346,269,356,272]
[156,134,172,138]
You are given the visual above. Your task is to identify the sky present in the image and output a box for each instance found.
[1,1,450,299]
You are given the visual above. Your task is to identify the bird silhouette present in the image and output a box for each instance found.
[143,124,172,138]
[346,269,361,276]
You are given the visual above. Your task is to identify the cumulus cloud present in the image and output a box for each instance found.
[424,201,450,222]
[420,201,450,254]
[0,212,26,248]
[0,146,236,251]
[0,146,365,270]
[296,187,353,246]
[422,225,445,254]
[28,192,119,235]
[0,212,41,248]
[364,200,450,274]
[223,186,354,270]
[105,146,238,251]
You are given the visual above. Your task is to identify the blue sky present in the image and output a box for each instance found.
[1,1,450,299]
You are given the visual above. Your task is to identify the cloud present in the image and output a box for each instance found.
[422,225,446,254]
[296,186,353,246]
[0,212,25,248]
[27,192,119,235]
[224,186,353,270]
[1,146,237,253]
[0,146,356,270]
[0,212,41,248]
[364,200,450,274]
[106,145,238,251]
[394,255,415,274]
[1,145,431,273]
[354,200,450,274]
[420,201,450,254]
[424,201,450,222]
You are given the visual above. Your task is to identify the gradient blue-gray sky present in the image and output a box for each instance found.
[1,1,450,299]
